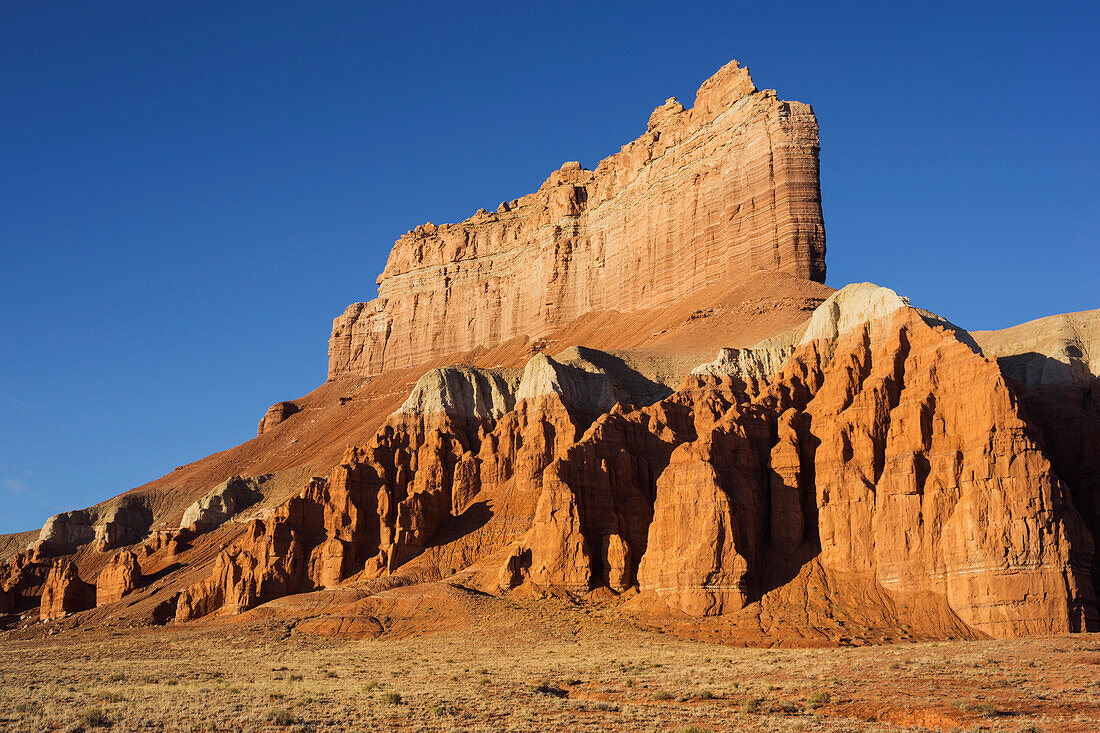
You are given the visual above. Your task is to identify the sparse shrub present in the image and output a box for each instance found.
[591,702,620,712]
[565,678,582,686]
[269,693,285,700]
[267,708,296,726]
[681,727,711,733]
[325,670,338,678]
[95,691,124,703]
[14,701,43,715]
[107,672,126,683]
[625,678,635,687]
[362,680,382,691]
[806,691,831,708]
[956,701,1000,718]
[529,680,567,698]
[653,690,675,701]
[165,678,179,687]
[289,674,303,682]
[78,707,111,728]
[381,692,404,705]
[697,689,716,700]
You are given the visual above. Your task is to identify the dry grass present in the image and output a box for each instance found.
[1,599,1098,732]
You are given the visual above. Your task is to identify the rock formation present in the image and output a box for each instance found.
[258,401,300,436]
[180,475,269,533]
[40,561,95,620]
[0,552,50,615]
[96,551,142,607]
[34,499,152,557]
[7,60,1098,645]
[329,60,825,379]
[170,286,1097,637]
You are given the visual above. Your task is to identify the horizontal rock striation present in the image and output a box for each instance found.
[329,60,825,379]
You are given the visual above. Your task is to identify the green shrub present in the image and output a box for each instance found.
[381,692,404,705]
[529,680,567,698]
[956,701,1000,718]
[741,697,761,713]
[653,690,675,701]
[806,690,831,708]
[77,708,111,728]
[267,708,296,726]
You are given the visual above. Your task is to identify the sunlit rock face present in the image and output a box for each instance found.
[328,60,826,380]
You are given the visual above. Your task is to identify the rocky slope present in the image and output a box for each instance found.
[2,61,1097,644]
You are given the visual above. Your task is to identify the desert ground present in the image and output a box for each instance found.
[2,594,1097,733]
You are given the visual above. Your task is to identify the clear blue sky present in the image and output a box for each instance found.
[2,1,1097,534]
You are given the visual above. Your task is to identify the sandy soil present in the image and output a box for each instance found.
[2,595,1097,732]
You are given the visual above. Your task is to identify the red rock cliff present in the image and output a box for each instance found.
[329,61,826,379]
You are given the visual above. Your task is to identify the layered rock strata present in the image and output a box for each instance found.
[329,60,826,379]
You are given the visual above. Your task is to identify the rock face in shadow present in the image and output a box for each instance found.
[974,309,1100,605]
[0,552,51,615]
[329,60,826,379]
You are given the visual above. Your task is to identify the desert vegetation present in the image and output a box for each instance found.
[1,599,1098,732]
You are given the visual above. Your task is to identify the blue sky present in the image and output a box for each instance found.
[2,1,1097,533]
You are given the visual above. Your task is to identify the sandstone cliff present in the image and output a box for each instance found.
[5,60,1097,647]
[329,60,825,379]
